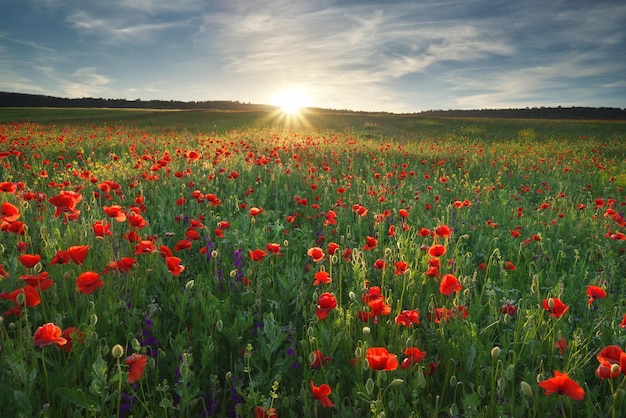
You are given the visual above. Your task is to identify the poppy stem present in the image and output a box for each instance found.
[41,346,51,403]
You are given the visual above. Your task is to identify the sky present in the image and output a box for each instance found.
[1,0,625,113]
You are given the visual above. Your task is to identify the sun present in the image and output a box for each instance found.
[272,88,311,115]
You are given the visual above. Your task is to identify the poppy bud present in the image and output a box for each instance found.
[111,344,124,359]
[520,381,533,397]
[390,378,404,387]
[362,326,371,335]
[491,346,501,359]
[365,378,375,395]
[547,298,555,309]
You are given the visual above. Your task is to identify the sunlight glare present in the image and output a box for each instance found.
[273,89,311,115]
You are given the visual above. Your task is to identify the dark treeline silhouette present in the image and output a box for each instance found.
[1,92,625,119]
[0,92,276,112]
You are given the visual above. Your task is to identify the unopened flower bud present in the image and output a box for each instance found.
[111,344,124,359]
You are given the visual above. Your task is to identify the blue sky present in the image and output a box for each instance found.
[1,0,625,112]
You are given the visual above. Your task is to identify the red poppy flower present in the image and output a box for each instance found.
[500,302,517,316]
[620,313,626,329]
[76,271,103,294]
[165,256,185,276]
[327,242,339,255]
[174,239,193,251]
[373,259,387,270]
[434,225,451,238]
[103,205,126,222]
[538,370,585,400]
[249,249,267,261]
[50,250,71,265]
[61,327,83,353]
[510,230,521,238]
[596,345,626,379]
[48,190,82,219]
[313,271,332,286]
[135,240,157,254]
[254,406,278,418]
[362,286,384,305]
[0,284,41,307]
[502,261,516,271]
[18,254,41,268]
[310,381,334,408]
[307,247,325,263]
[440,274,462,295]
[127,211,147,229]
[248,207,263,216]
[126,353,148,383]
[68,245,89,265]
[309,350,331,369]
[395,309,420,327]
[366,347,399,371]
[586,285,607,305]
[93,220,113,237]
[363,236,378,251]
[0,181,17,193]
[19,272,54,290]
[264,243,280,254]
[1,202,21,222]
[542,297,568,317]
[428,244,446,257]
[316,292,337,320]
[33,322,67,348]
[401,347,426,369]
[394,261,408,275]
[323,210,337,226]
[398,208,409,218]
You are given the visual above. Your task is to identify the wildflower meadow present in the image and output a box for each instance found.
[0,108,625,417]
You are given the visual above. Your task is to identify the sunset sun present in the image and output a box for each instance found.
[273,88,311,115]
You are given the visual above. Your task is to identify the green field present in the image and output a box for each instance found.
[0,108,625,417]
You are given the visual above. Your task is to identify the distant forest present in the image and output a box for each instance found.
[1,91,625,120]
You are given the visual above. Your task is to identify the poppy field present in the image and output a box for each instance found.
[0,109,625,417]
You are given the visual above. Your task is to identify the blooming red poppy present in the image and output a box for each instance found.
[18,254,41,268]
[93,220,113,237]
[174,239,193,251]
[503,261,516,271]
[135,240,157,254]
[0,263,8,279]
[127,211,147,229]
[310,381,334,408]
[1,201,21,222]
[323,210,337,226]
[363,236,378,251]
[373,259,387,270]
[542,297,568,317]
[76,271,103,294]
[126,353,148,383]
[249,249,267,261]
[313,271,332,286]
[316,292,337,320]
[165,256,185,276]
[19,272,54,290]
[366,347,399,371]
[48,190,82,219]
[428,244,446,257]
[500,302,517,316]
[596,345,626,379]
[440,274,462,295]
[620,313,626,329]
[394,261,408,275]
[248,207,263,216]
[33,322,67,348]
[0,284,41,307]
[434,225,451,239]
[307,247,325,263]
[586,285,607,305]
[50,250,71,265]
[510,230,521,238]
[395,309,420,327]
[538,370,585,400]
[265,243,281,254]
[0,181,17,193]
[254,406,278,418]
[103,205,126,222]
[68,245,89,265]
[327,242,339,255]
[401,347,426,369]
[309,350,331,369]
[61,327,83,353]
[398,208,409,218]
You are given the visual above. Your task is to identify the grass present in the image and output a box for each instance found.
[0,108,625,417]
